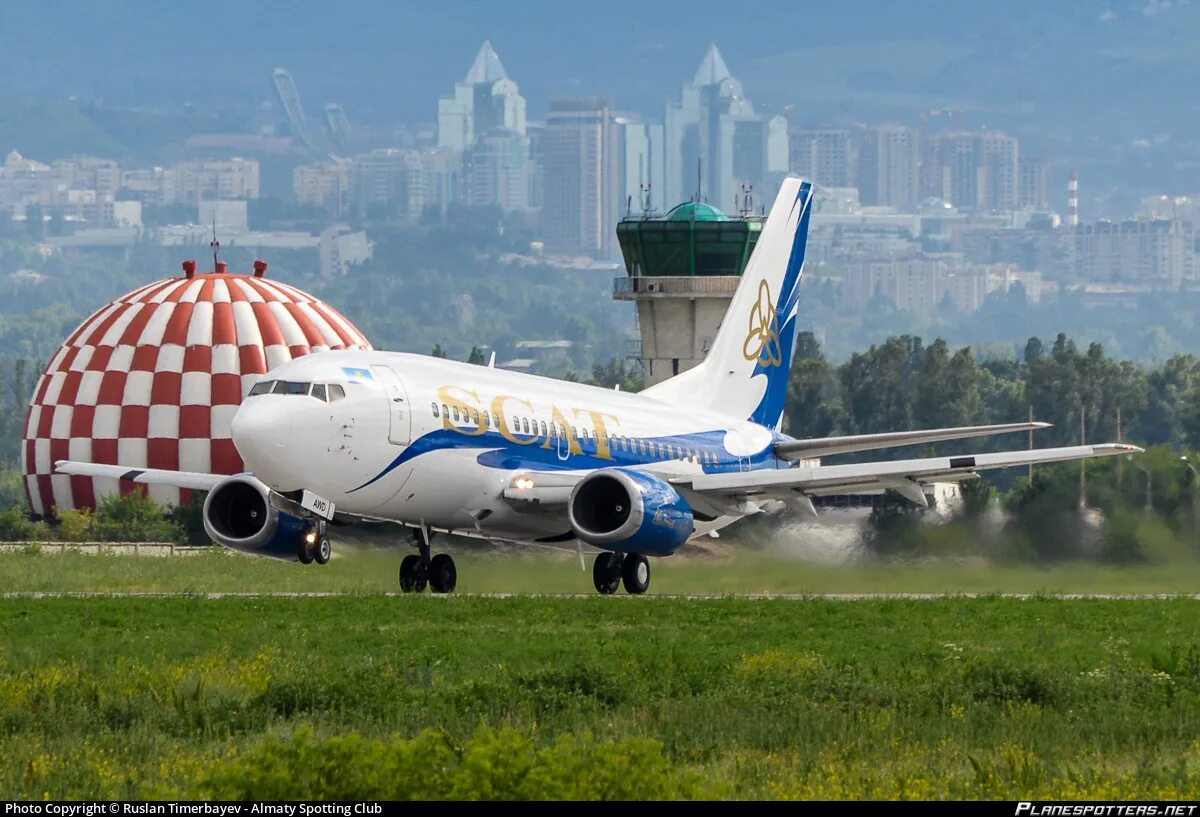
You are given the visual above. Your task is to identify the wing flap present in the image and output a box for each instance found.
[55,460,225,492]
[774,422,1050,461]
[682,443,1142,499]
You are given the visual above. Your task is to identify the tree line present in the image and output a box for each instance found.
[785,331,1197,451]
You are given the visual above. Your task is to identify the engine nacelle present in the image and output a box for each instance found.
[202,476,308,561]
[567,469,694,556]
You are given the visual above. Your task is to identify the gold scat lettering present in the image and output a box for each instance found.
[542,405,582,455]
[573,408,619,460]
[491,394,539,446]
[437,385,487,436]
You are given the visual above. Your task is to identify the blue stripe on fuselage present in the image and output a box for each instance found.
[347,427,784,493]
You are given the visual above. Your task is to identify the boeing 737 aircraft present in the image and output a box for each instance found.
[56,178,1141,594]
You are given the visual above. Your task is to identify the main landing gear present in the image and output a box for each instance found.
[297,520,332,565]
[399,527,457,594]
[592,552,650,595]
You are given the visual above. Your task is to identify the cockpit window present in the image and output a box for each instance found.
[249,379,341,402]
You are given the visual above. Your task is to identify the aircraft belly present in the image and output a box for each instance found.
[376,448,503,530]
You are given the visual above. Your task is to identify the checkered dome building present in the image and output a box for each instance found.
[23,267,372,516]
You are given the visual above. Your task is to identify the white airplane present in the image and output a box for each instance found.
[56,178,1141,594]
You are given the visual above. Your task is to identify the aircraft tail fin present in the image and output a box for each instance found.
[641,177,814,431]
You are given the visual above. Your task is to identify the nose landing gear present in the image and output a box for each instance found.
[298,520,331,565]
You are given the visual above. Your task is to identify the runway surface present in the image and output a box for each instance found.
[2,591,1199,600]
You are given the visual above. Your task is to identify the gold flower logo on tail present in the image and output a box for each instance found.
[742,280,782,367]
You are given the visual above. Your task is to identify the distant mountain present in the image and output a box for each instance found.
[1,0,1196,207]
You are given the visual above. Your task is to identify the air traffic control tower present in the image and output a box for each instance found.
[614,199,763,386]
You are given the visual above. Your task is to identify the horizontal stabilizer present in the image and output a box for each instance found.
[774,422,1051,461]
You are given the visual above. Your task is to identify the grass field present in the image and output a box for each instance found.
[6,544,1200,595]
[2,549,1200,799]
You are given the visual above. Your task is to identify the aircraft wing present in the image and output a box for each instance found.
[55,460,225,492]
[774,422,1049,461]
[677,443,1142,507]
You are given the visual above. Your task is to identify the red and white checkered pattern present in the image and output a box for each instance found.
[22,273,372,516]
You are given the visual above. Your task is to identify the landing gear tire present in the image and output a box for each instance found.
[429,553,457,594]
[622,553,650,595]
[313,537,332,565]
[592,552,622,595]
[399,554,423,593]
[297,537,314,565]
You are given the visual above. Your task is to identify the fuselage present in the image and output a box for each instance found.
[229,350,790,544]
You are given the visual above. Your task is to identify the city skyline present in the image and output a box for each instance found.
[0,0,1197,214]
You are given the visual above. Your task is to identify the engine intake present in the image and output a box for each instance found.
[202,476,307,560]
[568,469,693,556]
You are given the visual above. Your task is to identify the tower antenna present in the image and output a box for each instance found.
[210,213,220,272]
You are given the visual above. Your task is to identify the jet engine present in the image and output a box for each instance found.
[202,476,308,560]
[567,469,694,556]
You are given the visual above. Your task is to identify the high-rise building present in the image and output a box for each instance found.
[1071,219,1195,285]
[1018,157,1049,210]
[349,149,425,221]
[173,159,260,205]
[437,42,526,153]
[541,97,619,257]
[857,124,919,209]
[612,114,666,218]
[663,44,787,212]
[293,161,350,216]
[927,130,1019,212]
[979,131,1019,212]
[467,128,529,211]
[789,128,854,189]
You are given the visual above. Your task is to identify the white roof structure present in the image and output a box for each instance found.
[465,41,509,84]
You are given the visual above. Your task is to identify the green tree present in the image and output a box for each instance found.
[91,492,184,543]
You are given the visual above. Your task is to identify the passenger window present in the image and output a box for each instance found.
[482,412,490,429]
[471,409,480,425]
[452,406,460,422]
[492,412,501,428]
[329,385,346,402]
[311,384,328,402]
[540,420,548,436]
[249,380,274,396]
[431,402,440,418]
[522,418,530,434]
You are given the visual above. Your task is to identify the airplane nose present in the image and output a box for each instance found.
[231,400,294,478]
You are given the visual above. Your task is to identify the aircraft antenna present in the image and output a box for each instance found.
[210,214,220,272]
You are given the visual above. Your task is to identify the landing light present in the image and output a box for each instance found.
[304,530,318,545]
[513,477,535,491]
